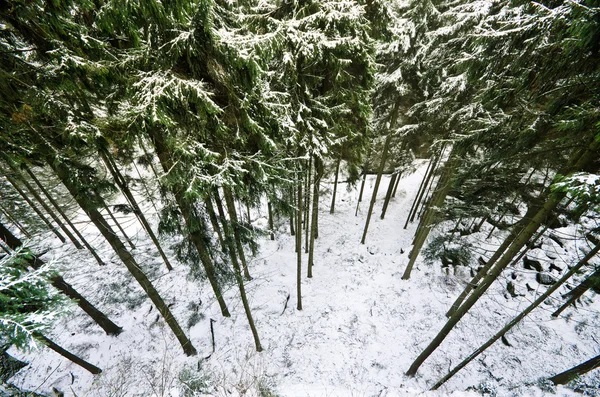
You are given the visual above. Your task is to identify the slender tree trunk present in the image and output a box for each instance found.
[432,242,600,389]
[474,216,487,232]
[392,172,401,198]
[36,334,102,374]
[218,199,262,352]
[296,173,303,311]
[406,136,596,375]
[446,220,543,318]
[380,173,397,220]
[402,149,457,280]
[103,202,135,250]
[404,157,436,229]
[100,149,173,271]
[13,169,107,266]
[23,166,85,249]
[552,267,600,318]
[355,168,368,217]
[205,197,226,250]
[305,157,312,253]
[407,193,563,375]
[0,220,122,335]
[289,187,296,237]
[308,157,323,278]
[549,354,600,385]
[223,187,251,280]
[132,160,159,215]
[415,151,445,223]
[0,205,31,239]
[361,133,393,244]
[268,202,274,241]
[330,152,342,214]
[50,162,198,356]
[4,173,65,242]
[147,131,230,318]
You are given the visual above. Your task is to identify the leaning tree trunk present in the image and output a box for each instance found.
[412,150,444,223]
[361,133,393,244]
[330,152,342,214]
[218,198,263,352]
[404,155,437,229]
[380,173,397,220]
[549,354,600,385]
[296,173,303,311]
[308,157,323,278]
[132,159,159,215]
[552,266,600,318]
[402,148,457,280]
[446,219,547,318]
[50,162,197,356]
[23,165,86,249]
[0,221,122,335]
[100,149,173,271]
[4,173,65,242]
[223,187,252,280]
[103,202,136,250]
[407,138,598,376]
[7,170,106,266]
[391,171,401,198]
[432,242,600,389]
[147,129,230,318]
[205,197,226,251]
[35,333,102,374]
[0,204,31,238]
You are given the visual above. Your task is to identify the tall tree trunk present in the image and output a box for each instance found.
[148,130,230,318]
[446,221,546,318]
[361,133,393,244]
[103,202,136,250]
[380,173,397,220]
[4,173,65,242]
[355,167,368,217]
[330,152,342,214]
[296,173,303,311]
[552,266,600,318]
[222,187,251,280]
[23,165,85,249]
[308,157,323,278]
[205,197,226,250]
[407,138,597,376]
[414,150,445,223]
[268,202,275,241]
[549,354,600,385]
[0,205,31,239]
[432,242,600,389]
[50,163,198,356]
[0,220,122,335]
[218,199,262,352]
[305,156,312,253]
[289,187,296,237]
[9,170,106,266]
[132,160,159,215]
[402,149,457,280]
[391,172,401,198]
[100,149,173,271]
[36,334,102,374]
[404,156,436,229]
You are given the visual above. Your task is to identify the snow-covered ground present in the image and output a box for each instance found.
[9,161,600,396]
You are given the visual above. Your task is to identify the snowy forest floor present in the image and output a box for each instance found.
[9,160,600,397]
